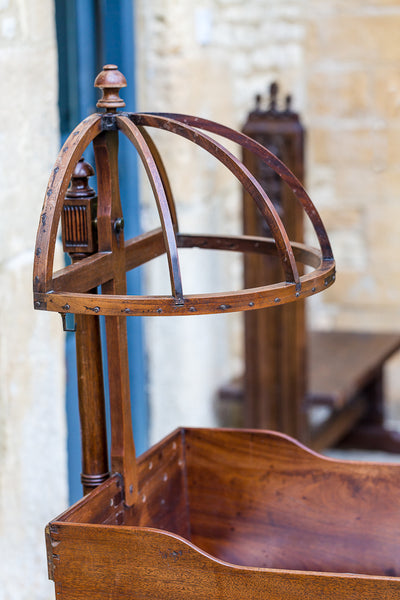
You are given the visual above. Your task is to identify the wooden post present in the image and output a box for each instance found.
[62,157,109,495]
[242,84,308,441]
[94,65,138,507]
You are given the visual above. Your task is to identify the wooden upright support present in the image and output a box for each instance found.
[62,157,109,494]
[94,65,138,507]
[242,83,307,440]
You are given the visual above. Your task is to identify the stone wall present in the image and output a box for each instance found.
[0,2,67,599]
[135,0,400,441]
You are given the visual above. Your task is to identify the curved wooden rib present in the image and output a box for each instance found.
[33,114,102,293]
[131,113,300,288]
[141,112,334,261]
[117,116,183,301]
[136,125,179,230]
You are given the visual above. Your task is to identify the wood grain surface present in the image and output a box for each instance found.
[47,429,400,599]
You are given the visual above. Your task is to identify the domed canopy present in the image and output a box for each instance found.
[33,65,335,318]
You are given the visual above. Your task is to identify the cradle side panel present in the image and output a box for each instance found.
[53,430,190,539]
[46,524,398,600]
[184,428,400,576]
[123,428,191,537]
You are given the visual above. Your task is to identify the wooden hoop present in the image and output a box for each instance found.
[33,112,335,317]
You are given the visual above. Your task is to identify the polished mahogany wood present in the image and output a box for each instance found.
[45,429,400,599]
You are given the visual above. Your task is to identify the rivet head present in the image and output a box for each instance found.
[34,301,41,309]
[248,301,255,307]
[93,306,100,313]
[274,297,280,303]
[157,308,162,314]
[114,218,124,234]
[312,287,316,293]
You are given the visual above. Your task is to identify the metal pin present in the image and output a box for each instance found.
[61,313,76,333]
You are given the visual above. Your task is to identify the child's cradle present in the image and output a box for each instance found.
[33,65,400,599]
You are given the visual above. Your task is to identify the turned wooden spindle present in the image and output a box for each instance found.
[94,64,127,112]
[63,157,109,494]
[62,157,97,259]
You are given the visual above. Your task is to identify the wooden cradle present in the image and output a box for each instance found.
[34,66,400,599]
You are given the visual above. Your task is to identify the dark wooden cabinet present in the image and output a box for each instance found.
[219,84,400,453]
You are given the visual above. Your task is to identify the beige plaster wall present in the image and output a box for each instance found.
[0,1,67,599]
[135,0,400,440]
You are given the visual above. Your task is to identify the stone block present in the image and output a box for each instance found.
[307,69,370,119]
[374,67,400,120]
[307,15,400,63]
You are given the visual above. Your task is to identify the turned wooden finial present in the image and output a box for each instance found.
[67,157,96,199]
[269,81,278,111]
[94,64,127,111]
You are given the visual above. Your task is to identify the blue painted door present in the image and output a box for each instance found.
[55,0,148,503]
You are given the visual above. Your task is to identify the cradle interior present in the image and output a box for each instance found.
[55,427,400,578]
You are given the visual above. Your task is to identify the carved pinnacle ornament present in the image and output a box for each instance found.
[94,64,127,111]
